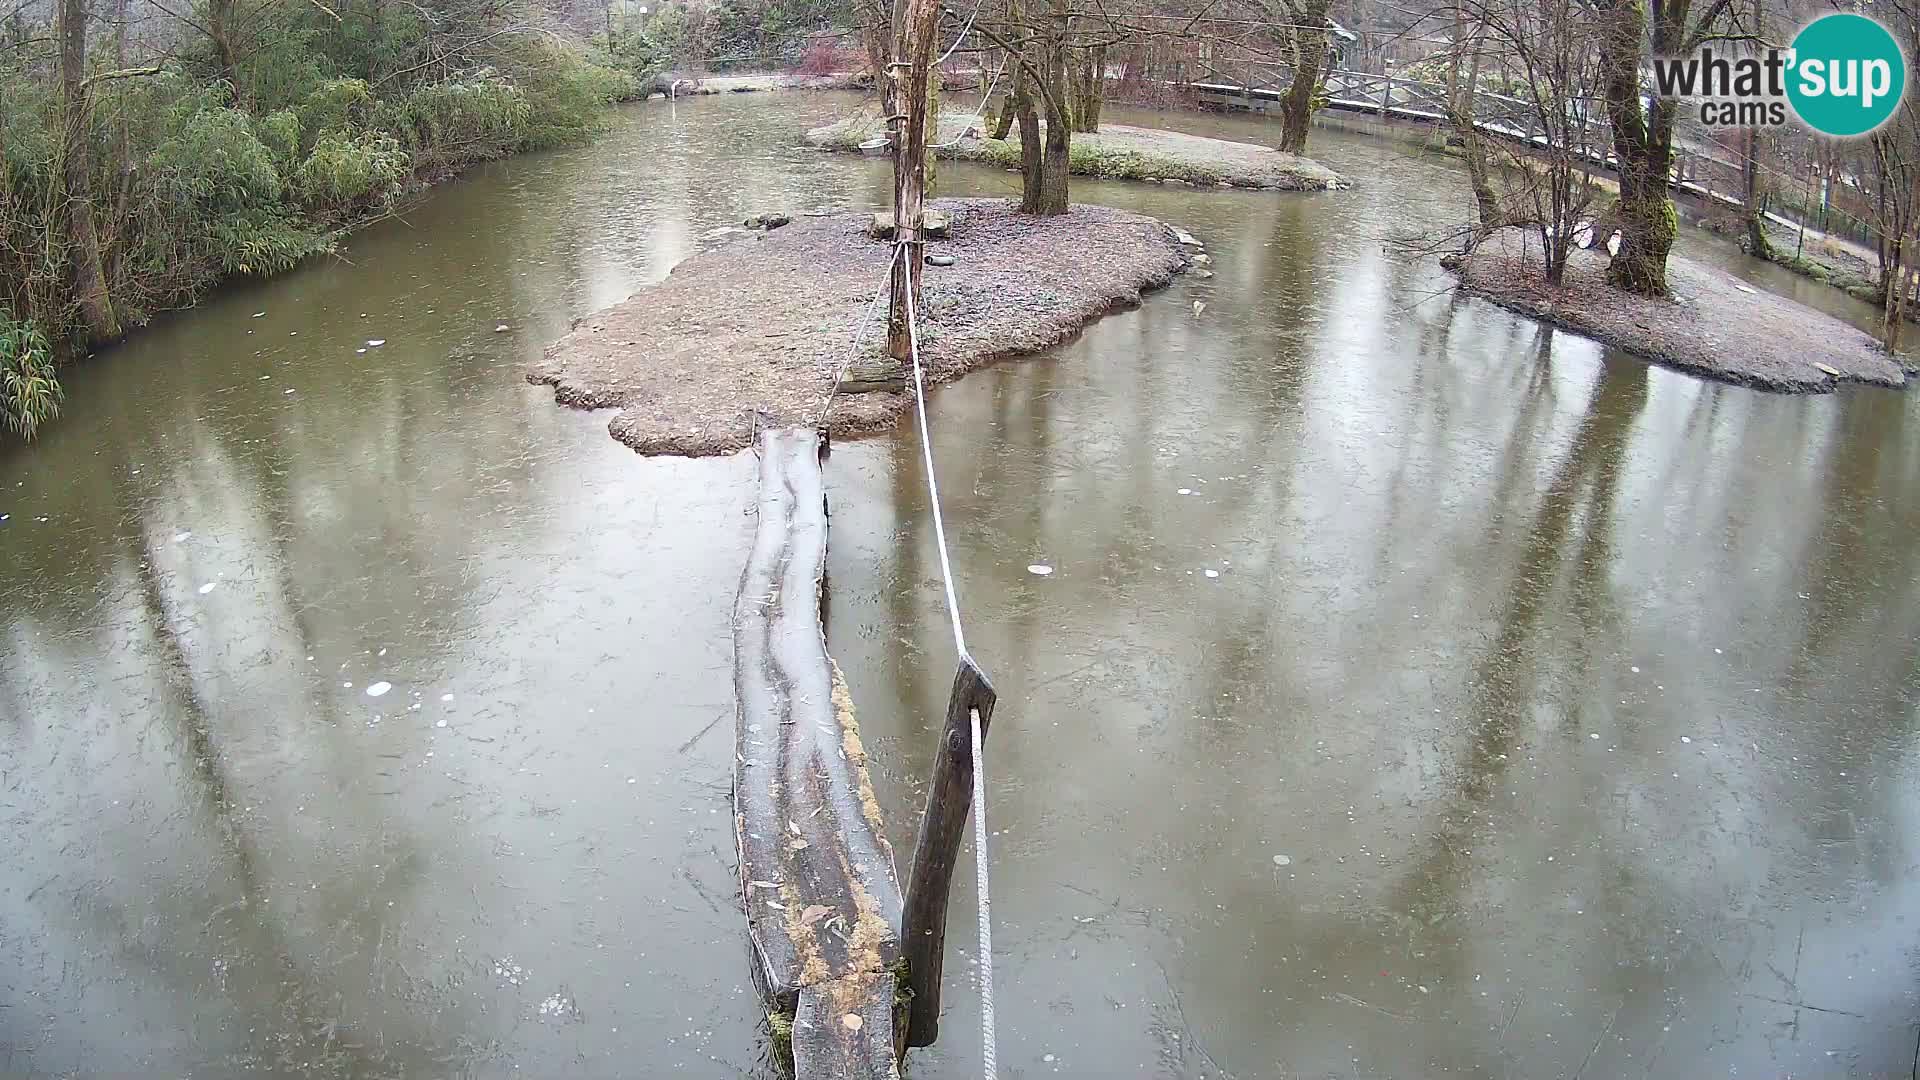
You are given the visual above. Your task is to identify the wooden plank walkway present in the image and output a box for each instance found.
[733,427,904,1079]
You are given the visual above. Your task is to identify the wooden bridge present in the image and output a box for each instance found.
[1183,51,1758,215]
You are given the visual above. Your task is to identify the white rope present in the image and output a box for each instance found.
[902,252,997,1079]
[901,253,968,658]
[935,0,987,67]
[929,64,1005,151]
[817,244,905,427]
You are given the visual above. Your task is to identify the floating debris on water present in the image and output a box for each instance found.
[251,312,265,318]
[173,531,191,542]
[1272,854,1292,866]
[1204,569,1220,579]
[1177,488,1193,495]
[366,339,386,347]
[366,682,392,698]
[441,693,454,702]
[495,324,512,333]
[1028,564,1054,576]
[197,582,218,595]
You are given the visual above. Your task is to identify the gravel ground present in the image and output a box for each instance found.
[807,113,1347,190]
[1451,228,1909,392]
[530,199,1189,456]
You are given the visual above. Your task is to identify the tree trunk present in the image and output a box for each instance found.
[1885,234,1905,352]
[1036,106,1069,213]
[989,60,1020,139]
[1278,1,1330,154]
[860,14,889,87]
[1743,128,1773,260]
[884,0,940,362]
[1447,12,1500,235]
[206,0,242,103]
[1597,0,1675,296]
[1070,44,1104,133]
[1012,0,1071,216]
[59,0,119,342]
[105,0,131,283]
[925,72,939,196]
[1014,76,1045,213]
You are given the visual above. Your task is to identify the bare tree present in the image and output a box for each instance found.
[979,0,1076,214]
[1444,0,1501,234]
[1455,0,1600,284]
[59,0,119,340]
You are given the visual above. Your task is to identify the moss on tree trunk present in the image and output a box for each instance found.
[1598,0,1681,296]
[59,0,119,343]
[1070,45,1104,133]
[989,61,1020,139]
[1278,0,1330,154]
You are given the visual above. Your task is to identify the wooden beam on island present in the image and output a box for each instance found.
[734,427,905,1078]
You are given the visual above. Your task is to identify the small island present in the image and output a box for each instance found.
[808,112,1348,191]
[1447,228,1908,393]
[530,198,1194,455]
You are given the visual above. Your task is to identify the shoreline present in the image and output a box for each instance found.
[65,74,863,363]
[1447,228,1909,393]
[530,199,1192,456]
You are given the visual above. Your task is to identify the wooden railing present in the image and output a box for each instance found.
[1184,49,1757,211]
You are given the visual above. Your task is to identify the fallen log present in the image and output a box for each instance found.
[734,427,905,1078]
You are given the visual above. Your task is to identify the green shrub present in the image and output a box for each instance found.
[298,78,375,142]
[150,106,285,210]
[375,78,529,168]
[0,4,640,439]
[0,314,59,440]
[293,129,408,210]
[202,207,331,276]
[512,43,628,149]
[257,108,303,172]
[243,26,336,116]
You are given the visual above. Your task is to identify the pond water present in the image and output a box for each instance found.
[4,92,1918,1078]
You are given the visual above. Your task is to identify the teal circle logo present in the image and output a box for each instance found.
[1787,14,1906,137]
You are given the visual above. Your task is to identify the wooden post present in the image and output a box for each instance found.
[886,0,941,363]
[900,654,998,1048]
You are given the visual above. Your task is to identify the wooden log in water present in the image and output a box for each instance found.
[734,427,905,1078]
[900,655,998,1048]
